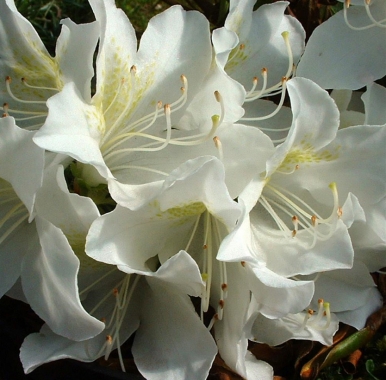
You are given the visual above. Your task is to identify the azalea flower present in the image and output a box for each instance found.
[84,155,279,378]
[249,297,339,346]
[211,0,305,143]
[215,0,304,90]
[0,0,99,129]
[20,251,218,380]
[218,77,386,336]
[296,0,386,89]
[32,0,249,209]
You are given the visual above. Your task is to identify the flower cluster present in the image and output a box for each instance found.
[0,0,385,379]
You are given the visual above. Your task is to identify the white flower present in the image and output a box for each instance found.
[33,1,246,209]
[212,0,305,142]
[249,297,339,346]
[297,0,386,89]
[0,0,99,129]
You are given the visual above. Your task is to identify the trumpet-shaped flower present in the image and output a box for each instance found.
[249,297,339,346]
[297,0,386,89]
[0,0,99,129]
[32,1,248,208]
[84,155,274,377]
[215,0,304,92]
[219,77,386,334]
[212,0,305,140]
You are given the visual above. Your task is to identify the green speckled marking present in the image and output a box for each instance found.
[278,140,340,172]
[156,202,206,220]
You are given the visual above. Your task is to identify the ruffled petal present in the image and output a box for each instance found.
[21,216,104,341]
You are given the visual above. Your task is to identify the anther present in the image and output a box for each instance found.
[241,261,246,267]
[239,43,245,50]
[104,334,114,360]
[221,283,228,291]
[130,65,137,74]
[311,215,317,227]
[219,299,225,309]
[203,244,208,249]
[337,207,343,218]
[213,136,224,161]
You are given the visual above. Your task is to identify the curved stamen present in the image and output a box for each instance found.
[245,68,268,102]
[242,77,288,121]
[21,77,59,92]
[0,102,47,116]
[5,76,46,104]
[260,182,342,247]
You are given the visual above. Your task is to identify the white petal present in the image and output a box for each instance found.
[245,351,274,380]
[0,117,44,214]
[56,19,99,101]
[20,324,105,374]
[33,82,113,181]
[133,281,217,380]
[266,77,340,176]
[297,3,386,89]
[148,251,204,297]
[246,263,314,318]
[310,261,377,314]
[250,310,339,346]
[21,216,104,341]
[335,287,383,330]
[362,82,386,125]
[34,164,100,235]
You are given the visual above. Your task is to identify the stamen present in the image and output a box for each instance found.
[301,309,314,329]
[104,335,113,360]
[281,31,294,80]
[94,274,140,372]
[246,77,259,97]
[245,68,268,102]
[21,77,59,92]
[201,212,213,317]
[244,31,293,106]
[5,76,46,104]
[242,77,288,121]
[260,182,342,247]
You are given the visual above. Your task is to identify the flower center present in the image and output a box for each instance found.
[301,298,331,331]
[258,181,342,249]
[344,0,386,30]
[98,69,224,178]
